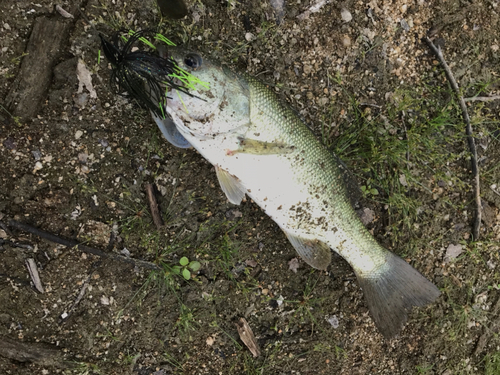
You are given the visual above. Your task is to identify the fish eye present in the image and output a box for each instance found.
[184,53,203,69]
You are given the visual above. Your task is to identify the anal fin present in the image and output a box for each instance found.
[284,231,331,271]
[215,166,246,205]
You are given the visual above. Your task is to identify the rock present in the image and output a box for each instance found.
[400,19,410,32]
[444,244,463,263]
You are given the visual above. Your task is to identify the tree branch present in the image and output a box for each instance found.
[424,37,482,240]
[8,220,161,271]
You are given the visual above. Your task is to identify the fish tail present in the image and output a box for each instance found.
[356,252,440,339]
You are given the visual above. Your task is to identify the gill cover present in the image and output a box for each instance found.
[167,50,251,138]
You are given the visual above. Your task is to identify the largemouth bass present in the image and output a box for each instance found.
[158,49,440,338]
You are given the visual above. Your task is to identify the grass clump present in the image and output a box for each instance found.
[484,352,500,375]
[326,75,493,249]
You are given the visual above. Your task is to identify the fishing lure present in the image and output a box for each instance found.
[99,30,193,118]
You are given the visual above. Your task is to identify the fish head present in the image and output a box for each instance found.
[166,48,250,138]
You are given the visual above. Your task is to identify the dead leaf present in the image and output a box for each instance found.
[77,59,97,99]
[399,174,408,187]
[245,259,258,267]
[358,207,375,225]
[288,258,300,273]
[236,318,260,358]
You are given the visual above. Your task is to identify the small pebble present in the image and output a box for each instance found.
[31,150,42,161]
[100,296,110,305]
[245,32,256,42]
[341,8,352,22]
[341,35,351,47]
[33,161,43,171]
[327,315,339,328]
[400,19,410,32]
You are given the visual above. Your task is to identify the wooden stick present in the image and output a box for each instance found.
[8,220,161,271]
[59,273,93,324]
[490,186,500,197]
[464,95,500,102]
[145,183,164,229]
[424,37,482,240]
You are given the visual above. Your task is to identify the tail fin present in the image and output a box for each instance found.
[356,253,440,339]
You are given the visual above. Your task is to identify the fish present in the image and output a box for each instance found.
[159,48,440,338]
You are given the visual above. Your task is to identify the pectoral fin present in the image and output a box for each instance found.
[284,231,331,270]
[151,112,192,149]
[215,166,247,205]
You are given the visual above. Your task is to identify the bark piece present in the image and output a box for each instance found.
[145,184,164,229]
[0,336,65,367]
[5,16,72,121]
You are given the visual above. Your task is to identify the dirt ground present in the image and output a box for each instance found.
[1,0,500,374]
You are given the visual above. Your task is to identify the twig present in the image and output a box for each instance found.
[59,273,93,324]
[255,70,272,77]
[25,259,44,293]
[474,296,500,355]
[8,220,161,271]
[145,183,164,229]
[490,186,500,197]
[360,102,382,109]
[0,220,13,236]
[55,5,74,18]
[424,37,481,240]
[464,95,500,102]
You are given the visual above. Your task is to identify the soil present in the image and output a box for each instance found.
[0,0,500,374]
